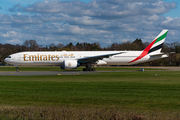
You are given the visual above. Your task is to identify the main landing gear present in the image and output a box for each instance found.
[83,68,96,71]
[82,64,96,71]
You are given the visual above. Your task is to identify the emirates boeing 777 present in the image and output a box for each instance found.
[4,29,171,72]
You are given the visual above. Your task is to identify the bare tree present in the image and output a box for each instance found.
[57,43,65,49]
[23,40,39,51]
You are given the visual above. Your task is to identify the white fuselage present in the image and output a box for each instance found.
[4,50,166,66]
[4,30,170,70]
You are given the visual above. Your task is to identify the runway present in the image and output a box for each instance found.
[0,67,180,76]
[0,71,97,76]
[0,70,138,76]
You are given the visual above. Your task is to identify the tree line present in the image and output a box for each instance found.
[0,39,180,66]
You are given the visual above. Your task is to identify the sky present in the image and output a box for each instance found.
[0,0,180,47]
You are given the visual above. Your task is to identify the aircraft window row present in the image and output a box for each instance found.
[22,56,76,58]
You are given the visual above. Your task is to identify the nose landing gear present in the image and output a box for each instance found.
[14,65,19,72]
[16,67,19,72]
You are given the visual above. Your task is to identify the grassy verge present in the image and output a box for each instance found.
[1,106,180,120]
[0,69,179,119]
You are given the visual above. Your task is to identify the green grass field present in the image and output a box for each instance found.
[0,66,179,119]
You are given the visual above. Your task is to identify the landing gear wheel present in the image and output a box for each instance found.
[83,64,96,71]
[14,65,19,72]
[82,68,96,71]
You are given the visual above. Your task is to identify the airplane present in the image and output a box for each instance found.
[4,29,172,72]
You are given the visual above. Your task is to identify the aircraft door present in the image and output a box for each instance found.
[18,54,22,61]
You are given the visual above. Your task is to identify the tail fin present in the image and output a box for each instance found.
[146,29,168,55]
[129,29,168,63]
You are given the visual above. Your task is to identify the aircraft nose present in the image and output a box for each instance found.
[4,58,8,63]
[4,58,7,62]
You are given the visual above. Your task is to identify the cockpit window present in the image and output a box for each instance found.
[7,56,11,58]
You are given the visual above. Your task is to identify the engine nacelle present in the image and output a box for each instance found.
[96,60,107,65]
[62,60,78,69]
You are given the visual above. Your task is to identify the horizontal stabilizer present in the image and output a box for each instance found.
[149,52,175,57]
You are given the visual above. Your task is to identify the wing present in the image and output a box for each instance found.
[78,52,125,64]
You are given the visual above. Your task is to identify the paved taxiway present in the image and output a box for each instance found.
[0,71,97,76]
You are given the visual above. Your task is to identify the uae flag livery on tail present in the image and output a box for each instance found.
[130,29,168,63]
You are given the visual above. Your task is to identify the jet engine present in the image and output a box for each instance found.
[61,60,78,69]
